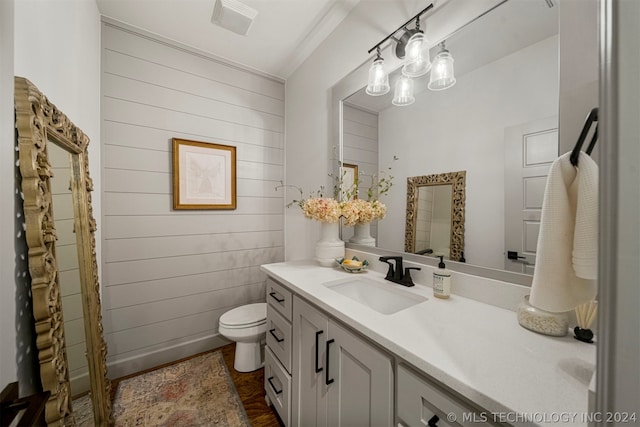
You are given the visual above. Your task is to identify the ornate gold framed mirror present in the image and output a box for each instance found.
[15,76,112,426]
[405,171,466,261]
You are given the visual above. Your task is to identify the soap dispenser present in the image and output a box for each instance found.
[433,256,451,299]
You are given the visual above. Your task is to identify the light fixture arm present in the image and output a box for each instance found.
[367,3,434,55]
[375,46,383,61]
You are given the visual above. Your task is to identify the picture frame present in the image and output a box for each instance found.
[172,138,237,210]
[341,163,358,200]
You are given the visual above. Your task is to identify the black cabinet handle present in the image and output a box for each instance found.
[507,251,526,260]
[427,415,439,426]
[269,328,284,343]
[314,330,324,373]
[269,291,285,303]
[267,376,282,395]
[325,338,335,385]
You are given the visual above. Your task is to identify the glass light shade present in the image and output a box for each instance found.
[392,76,415,106]
[428,50,456,91]
[365,58,390,96]
[402,32,431,78]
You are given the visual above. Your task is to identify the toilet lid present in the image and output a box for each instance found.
[219,303,267,328]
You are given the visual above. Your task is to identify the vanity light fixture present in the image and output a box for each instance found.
[365,47,390,96]
[428,41,456,91]
[365,3,440,103]
[392,75,415,106]
[401,19,431,77]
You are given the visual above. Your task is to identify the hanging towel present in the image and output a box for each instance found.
[529,151,598,313]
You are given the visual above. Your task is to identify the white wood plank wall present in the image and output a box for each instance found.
[101,21,285,377]
[342,104,379,242]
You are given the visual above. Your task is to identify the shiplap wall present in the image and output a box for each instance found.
[342,104,379,242]
[101,20,285,377]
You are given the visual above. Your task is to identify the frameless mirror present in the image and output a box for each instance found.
[15,76,112,425]
[337,0,559,283]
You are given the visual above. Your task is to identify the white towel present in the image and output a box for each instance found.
[529,151,598,313]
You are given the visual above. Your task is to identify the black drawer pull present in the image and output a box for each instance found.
[269,328,284,343]
[267,376,282,395]
[315,330,324,373]
[325,338,335,385]
[269,291,285,303]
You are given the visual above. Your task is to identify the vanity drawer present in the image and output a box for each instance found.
[397,364,502,427]
[266,277,292,321]
[266,304,292,374]
[265,347,291,427]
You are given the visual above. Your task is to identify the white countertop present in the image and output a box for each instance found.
[261,261,596,427]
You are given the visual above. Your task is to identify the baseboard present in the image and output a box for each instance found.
[70,372,90,397]
[107,333,231,380]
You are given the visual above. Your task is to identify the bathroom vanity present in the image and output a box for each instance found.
[262,261,595,427]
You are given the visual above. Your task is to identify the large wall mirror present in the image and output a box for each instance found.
[335,0,559,284]
[15,77,112,425]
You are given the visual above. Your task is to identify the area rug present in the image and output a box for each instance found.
[110,351,251,427]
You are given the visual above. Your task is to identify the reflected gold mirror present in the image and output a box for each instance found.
[405,171,466,261]
[15,76,112,425]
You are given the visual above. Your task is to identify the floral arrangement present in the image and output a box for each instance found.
[341,199,387,226]
[301,197,342,223]
[276,156,396,225]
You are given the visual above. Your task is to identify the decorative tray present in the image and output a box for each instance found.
[335,257,369,273]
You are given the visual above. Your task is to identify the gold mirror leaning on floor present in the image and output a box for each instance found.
[404,171,466,261]
[15,77,112,426]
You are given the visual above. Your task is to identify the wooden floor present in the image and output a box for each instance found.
[110,343,282,426]
[220,343,282,427]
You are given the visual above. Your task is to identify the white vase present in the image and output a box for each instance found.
[315,222,345,267]
[349,222,376,246]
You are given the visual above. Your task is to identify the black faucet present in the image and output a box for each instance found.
[379,256,421,287]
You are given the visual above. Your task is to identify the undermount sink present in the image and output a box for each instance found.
[323,277,427,315]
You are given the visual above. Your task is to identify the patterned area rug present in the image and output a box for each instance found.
[109,351,251,427]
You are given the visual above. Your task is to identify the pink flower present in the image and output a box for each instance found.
[341,199,386,226]
[302,198,341,223]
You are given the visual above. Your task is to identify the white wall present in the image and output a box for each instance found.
[598,0,640,418]
[558,0,599,155]
[10,0,101,396]
[100,21,285,377]
[0,0,16,391]
[378,36,559,269]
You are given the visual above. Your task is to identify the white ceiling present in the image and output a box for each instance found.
[96,0,360,80]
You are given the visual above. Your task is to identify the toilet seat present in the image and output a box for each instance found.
[219,303,266,329]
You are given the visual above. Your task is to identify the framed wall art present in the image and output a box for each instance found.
[172,138,237,209]
[341,163,358,200]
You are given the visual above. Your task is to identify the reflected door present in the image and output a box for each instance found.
[504,116,558,274]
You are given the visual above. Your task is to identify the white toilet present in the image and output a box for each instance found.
[218,302,267,372]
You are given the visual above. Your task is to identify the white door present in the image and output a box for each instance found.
[292,297,329,427]
[326,320,393,427]
[504,116,559,274]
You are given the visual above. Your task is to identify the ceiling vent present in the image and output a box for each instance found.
[211,0,258,36]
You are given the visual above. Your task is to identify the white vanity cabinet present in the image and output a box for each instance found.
[265,278,293,425]
[397,364,503,427]
[292,295,394,427]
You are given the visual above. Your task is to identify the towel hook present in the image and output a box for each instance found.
[570,108,598,167]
